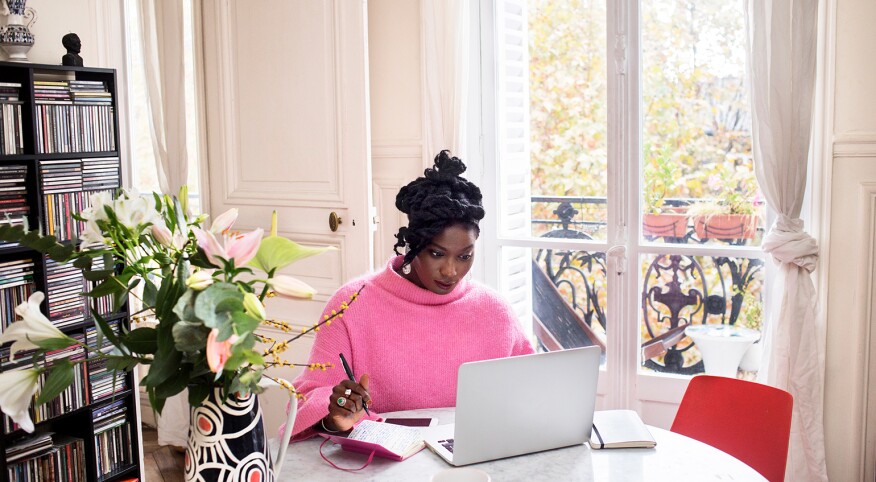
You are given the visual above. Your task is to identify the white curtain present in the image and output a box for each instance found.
[422,0,469,163]
[136,0,189,195]
[134,0,192,447]
[744,1,827,480]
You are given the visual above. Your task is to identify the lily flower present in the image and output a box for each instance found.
[0,368,40,433]
[193,227,264,268]
[210,208,239,235]
[0,292,76,359]
[186,270,215,291]
[151,221,174,247]
[269,275,317,299]
[243,292,266,320]
[206,329,239,373]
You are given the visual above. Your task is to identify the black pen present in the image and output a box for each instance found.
[339,352,370,415]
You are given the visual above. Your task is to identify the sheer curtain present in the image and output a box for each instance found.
[422,0,469,163]
[133,0,191,448]
[744,1,827,480]
[136,0,189,195]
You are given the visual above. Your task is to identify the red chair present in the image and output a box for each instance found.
[670,375,793,482]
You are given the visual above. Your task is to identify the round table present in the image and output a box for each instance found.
[273,408,766,481]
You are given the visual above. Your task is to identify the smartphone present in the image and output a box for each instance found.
[383,417,437,427]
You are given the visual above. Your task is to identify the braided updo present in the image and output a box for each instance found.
[393,150,485,267]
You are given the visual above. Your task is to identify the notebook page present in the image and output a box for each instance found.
[348,420,423,456]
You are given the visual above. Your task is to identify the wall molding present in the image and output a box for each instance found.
[372,142,423,159]
[833,134,876,157]
[865,184,876,481]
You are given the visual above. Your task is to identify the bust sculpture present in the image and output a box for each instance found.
[61,32,83,67]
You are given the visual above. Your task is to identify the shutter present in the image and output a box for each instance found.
[494,0,532,328]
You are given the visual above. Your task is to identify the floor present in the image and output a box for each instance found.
[142,425,185,482]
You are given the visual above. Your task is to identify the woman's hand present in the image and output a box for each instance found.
[322,374,372,432]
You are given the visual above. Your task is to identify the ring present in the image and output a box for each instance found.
[336,397,347,407]
[344,388,352,397]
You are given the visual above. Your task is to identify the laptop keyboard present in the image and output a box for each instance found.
[438,438,455,453]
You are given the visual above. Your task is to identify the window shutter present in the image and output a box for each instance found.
[494,0,532,326]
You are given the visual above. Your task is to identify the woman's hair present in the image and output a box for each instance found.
[393,150,485,266]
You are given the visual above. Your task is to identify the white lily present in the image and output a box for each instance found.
[210,208,239,235]
[269,275,317,299]
[0,368,40,433]
[0,292,76,359]
[243,292,266,320]
[186,270,215,291]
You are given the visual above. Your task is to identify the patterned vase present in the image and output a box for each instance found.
[0,0,37,62]
[185,388,276,482]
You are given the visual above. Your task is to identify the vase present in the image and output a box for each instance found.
[185,386,297,482]
[0,0,37,62]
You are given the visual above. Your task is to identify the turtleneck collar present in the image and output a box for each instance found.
[372,255,470,306]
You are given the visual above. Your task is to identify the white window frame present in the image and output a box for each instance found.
[472,0,771,421]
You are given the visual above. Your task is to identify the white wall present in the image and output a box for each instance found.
[824,0,876,480]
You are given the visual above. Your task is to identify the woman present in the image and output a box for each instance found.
[287,151,534,440]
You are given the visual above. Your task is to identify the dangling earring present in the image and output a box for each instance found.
[402,264,411,275]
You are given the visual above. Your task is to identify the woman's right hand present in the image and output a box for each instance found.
[322,374,371,432]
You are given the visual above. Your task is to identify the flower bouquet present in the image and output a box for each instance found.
[0,187,351,439]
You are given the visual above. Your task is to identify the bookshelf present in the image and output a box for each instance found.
[0,61,141,482]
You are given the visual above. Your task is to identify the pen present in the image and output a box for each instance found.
[339,352,370,415]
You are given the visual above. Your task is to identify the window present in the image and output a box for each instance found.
[477,0,766,412]
[124,0,202,212]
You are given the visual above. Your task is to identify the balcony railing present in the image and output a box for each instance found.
[530,196,764,376]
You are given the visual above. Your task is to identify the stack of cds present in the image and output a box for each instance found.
[92,400,134,478]
[82,157,120,191]
[0,81,23,155]
[5,432,87,481]
[0,257,34,332]
[45,256,86,328]
[0,164,28,244]
[86,321,128,402]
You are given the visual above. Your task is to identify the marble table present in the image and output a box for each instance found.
[273,407,766,481]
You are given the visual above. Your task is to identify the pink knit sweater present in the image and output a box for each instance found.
[285,256,534,440]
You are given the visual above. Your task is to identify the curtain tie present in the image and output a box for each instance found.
[762,214,818,272]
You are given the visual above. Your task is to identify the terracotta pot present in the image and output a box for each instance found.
[693,214,757,240]
[642,213,689,238]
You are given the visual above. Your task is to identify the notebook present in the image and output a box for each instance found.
[588,409,657,449]
[424,346,601,466]
[320,420,427,461]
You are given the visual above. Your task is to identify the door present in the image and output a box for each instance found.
[200,1,374,431]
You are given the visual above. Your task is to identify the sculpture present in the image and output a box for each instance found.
[61,32,83,67]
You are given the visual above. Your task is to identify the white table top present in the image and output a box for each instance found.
[273,407,766,481]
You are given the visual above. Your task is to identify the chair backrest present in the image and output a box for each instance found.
[670,375,793,482]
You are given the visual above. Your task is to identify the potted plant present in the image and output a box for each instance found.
[737,291,764,372]
[689,171,761,240]
[642,150,689,239]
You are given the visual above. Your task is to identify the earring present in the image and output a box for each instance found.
[402,264,411,275]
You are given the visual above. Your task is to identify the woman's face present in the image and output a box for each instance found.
[406,224,477,294]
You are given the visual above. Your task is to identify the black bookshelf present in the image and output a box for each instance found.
[0,61,141,482]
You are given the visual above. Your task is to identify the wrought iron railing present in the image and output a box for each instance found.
[530,196,764,375]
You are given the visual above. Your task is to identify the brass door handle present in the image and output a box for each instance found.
[329,212,342,232]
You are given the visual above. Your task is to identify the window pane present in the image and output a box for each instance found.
[639,253,764,377]
[641,1,763,247]
[529,0,607,240]
[531,247,607,366]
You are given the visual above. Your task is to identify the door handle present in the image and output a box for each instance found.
[329,212,343,232]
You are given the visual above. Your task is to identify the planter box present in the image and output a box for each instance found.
[693,214,757,240]
[643,213,689,238]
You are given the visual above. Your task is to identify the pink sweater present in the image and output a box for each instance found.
[286,256,534,440]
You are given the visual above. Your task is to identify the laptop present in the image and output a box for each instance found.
[424,346,601,466]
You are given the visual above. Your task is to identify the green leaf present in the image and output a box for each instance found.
[36,361,74,406]
[73,256,93,270]
[194,283,242,329]
[172,289,196,324]
[85,275,127,298]
[31,336,76,351]
[124,327,159,354]
[188,383,211,407]
[148,386,166,415]
[143,279,158,308]
[231,311,260,336]
[92,312,123,351]
[248,236,335,273]
[82,269,114,282]
[172,321,209,352]
[154,369,189,399]
[105,357,140,372]
[144,333,182,388]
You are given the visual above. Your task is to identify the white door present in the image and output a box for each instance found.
[200,1,373,432]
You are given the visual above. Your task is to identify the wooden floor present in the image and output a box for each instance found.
[142,425,186,482]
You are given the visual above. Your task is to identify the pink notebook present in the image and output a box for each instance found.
[320,420,426,461]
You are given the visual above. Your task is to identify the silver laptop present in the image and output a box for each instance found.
[424,346,601,466]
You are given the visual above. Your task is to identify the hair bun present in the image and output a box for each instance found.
[426,150,466,180]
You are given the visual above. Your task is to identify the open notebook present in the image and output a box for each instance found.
[320,420,427,461]
[588,410,657,449]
